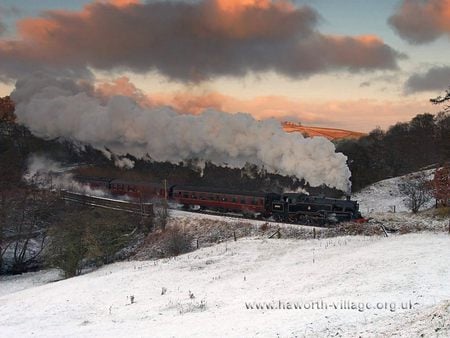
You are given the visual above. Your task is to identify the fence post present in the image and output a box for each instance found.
[196,238,199,249]
[313,228,316,239]
[233,231,237,241]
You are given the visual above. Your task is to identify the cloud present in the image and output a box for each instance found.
[95,76,441,132]
[404,66,450,93]
[388,0,450,44]
[359,81,371,88]
[11,72,352,191]
[0,5,22,17]
[0,0,402,82]
[0,20,5,36]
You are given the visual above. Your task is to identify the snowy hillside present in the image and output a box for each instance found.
[352,169,435,213]
[1,233,449,337]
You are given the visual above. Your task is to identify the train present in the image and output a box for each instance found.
[73,175,364,225]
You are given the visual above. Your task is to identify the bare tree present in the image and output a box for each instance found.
[398,172,432,213]
[154,198,170,231]
[430,87,450,112]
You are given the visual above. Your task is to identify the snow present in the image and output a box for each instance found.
[352,169,448,232]
[1,170,448,337]
[169,208,314,230]
[0,269,61,297]
[0,233,449,337]
[353,169,435,213]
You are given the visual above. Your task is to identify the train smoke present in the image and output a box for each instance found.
[12,73,351,191]
[24,154,107,196]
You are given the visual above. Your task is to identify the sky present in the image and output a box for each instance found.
[0,0,449,132]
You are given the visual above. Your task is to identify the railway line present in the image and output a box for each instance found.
[60,190,153,217]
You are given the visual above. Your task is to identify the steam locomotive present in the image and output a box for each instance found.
[74,176,363,225]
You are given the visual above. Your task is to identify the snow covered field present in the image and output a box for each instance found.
[1,233,449,337]
[353,169,435,214]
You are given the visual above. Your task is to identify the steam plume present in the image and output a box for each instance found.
[24,154,107,196]
[13,73,351,191]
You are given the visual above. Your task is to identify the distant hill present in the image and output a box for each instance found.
[283,122,366,140]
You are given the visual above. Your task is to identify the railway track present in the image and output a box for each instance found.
[60,190,154,217]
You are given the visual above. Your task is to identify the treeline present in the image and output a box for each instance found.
[337,112,450,192]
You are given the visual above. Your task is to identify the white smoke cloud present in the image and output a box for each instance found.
[24,154,107,196]
[13,73,351,191]
[114,157,135,169]
[283,186,310,195]
[102,148,135,169]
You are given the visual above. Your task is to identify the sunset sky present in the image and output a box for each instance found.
[0,0,449,132]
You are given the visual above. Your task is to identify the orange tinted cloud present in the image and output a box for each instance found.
[216,0,271,12]
[389,0,450,43]
[0,0,401,82]
[95,77,438,132]
[105,0,140,7]
[96,76,151,105]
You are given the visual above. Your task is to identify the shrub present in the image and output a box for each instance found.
[162,225,194,257]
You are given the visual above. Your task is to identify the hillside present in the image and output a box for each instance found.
[283,122,366,140]
[0,233,449,337]
[352,169,436,214]
[1,167,449,337]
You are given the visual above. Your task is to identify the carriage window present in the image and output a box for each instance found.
[191,194,197,199]
[183,193,189,198]
[222,197,227,201]
[241,198,246,204]
[232,197,237,203]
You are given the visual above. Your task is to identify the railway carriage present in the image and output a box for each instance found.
[171,185,280,217]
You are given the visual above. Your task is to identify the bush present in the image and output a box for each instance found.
[162,225,194,257]
[435,206,450,218]
[398,172,432,213]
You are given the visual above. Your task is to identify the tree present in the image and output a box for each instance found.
[430,87,450,113]
[432,164,450,207]
[0,183,57,274]
[47,210,88,278]
[46,205,140,278]
[398,172,432,213]
[0,96,15,123]
[153,198,170,230]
